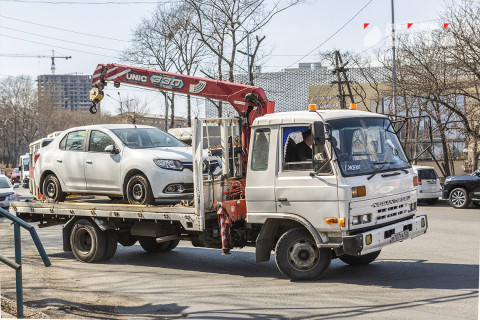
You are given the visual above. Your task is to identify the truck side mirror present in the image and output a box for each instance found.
[104,145,119,154]
[313,121,325,145]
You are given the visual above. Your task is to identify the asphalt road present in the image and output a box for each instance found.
[0,187,478,319]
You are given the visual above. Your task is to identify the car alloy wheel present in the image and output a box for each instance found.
[451,190,466,207]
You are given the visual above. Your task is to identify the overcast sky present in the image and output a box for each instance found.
[0,0,451,116]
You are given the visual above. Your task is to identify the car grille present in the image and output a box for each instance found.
[182,161,219,173]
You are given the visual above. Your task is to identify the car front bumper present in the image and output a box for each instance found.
[343,215,428,256]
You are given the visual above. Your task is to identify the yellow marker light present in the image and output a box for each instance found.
[421,217,425,228]
[413,176,418,187]
[365,234,372,245]
[325,218,338,224]
[339,217,345,227]
[352,186,366,198]
[308,104,317,112]
[350,103,357,110]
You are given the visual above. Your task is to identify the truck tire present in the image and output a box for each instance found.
[274,228,331,281]
[100,229,118,262]
[138,237,174,253]
[70,219,106,263]
[126,174,154,205]
[166,239,180,251]
[118,232,137,247]
[43,174,66,202]
[339,250,381,266]
[449,187,470,209]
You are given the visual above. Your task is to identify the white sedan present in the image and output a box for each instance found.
[0,174,17,210]
[34,124,220,205]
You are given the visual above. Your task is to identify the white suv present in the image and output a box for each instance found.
[34,124,220,205]
[412,165,442,205]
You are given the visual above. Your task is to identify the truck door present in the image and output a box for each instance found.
[275,125,339,227]
[84,130,122,192]
[245,127,277,213]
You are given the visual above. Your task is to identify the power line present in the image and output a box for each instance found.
[0,34,118,58]
[0,25,119,52]
[285,0,374,69]
[0,14,128,42]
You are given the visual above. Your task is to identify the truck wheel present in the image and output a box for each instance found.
[138,237,173,253]
[100,229,118,262]
[275,228,331,281]
[166,239,180,251]
[449,188,470,209]
[126,174,154,205]
[118,232,137,247]
[43,174,66,202]
[339,250,381,266]
[70,219,106,263]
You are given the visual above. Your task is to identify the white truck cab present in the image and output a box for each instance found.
[246,109,427,279]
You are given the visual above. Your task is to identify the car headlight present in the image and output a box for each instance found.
[153,159,183,171]
[8,193,16,200]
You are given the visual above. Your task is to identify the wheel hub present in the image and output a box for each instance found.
[288,240,319,270]
[452,190,465,206]
[132,183,144,200]
[46,182,56,198]
[76,229,92,253]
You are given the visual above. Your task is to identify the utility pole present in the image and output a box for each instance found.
[391,0,397,117]
[331,50,354,109]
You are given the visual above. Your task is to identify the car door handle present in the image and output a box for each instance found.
[86,160,92,164]
[278,198,288,202]
[56,159,62,163]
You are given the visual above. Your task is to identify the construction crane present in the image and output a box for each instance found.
[0,50,71,74]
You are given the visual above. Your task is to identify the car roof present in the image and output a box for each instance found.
[63,124,156,132]
[0,174,8,179]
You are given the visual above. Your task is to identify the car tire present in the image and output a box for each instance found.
[43,174,66,202]
[70,219,106,263]
[427,198,438,205]
[126,174,154,205]
[449,187,470,209]
[339,250,381,266]
[275,228,331,281]
[100,229,118,262]
[138,237,175,253]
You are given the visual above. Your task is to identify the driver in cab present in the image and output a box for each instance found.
[293,129,312,161]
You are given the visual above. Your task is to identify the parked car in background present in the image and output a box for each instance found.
[34,124,220,205]
[0,174,17,210]
[412,165,442,205]
[19,153,29,188]
[443,168,480,209]
[10,168,20,185]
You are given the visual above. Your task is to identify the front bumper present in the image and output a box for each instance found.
[343,215,428,256]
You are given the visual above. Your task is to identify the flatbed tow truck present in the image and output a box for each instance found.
[10,64,427,280]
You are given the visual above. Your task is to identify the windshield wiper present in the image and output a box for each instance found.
[367,163,389,180]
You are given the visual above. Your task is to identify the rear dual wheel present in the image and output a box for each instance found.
[70,219,118,263]
[339,250,381,266]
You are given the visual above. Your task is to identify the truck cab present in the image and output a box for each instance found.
[246,109,427,279]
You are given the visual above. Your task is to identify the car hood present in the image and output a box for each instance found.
[125,146,194,162]
[445,174,479,182]
[0,187,14,195]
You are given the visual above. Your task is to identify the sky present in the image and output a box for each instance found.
[0,0,451,116]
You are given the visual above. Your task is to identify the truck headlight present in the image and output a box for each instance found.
[352,216,360,225]
[8,193,16,200]
[362,214,371,223]
[153,159,183,171]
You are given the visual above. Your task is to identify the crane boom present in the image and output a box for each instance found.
[89,63,275,153]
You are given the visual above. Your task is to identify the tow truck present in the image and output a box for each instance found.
[9,63,427,280]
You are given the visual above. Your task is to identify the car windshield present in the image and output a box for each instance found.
[111,128,186,149]
[13,168,19,174]
[329,117,409,177]
[0,177,11,188]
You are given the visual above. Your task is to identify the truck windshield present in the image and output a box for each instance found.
[329,117,409,177]
[23,158,29,171]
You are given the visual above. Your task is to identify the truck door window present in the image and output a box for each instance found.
[89,130,115,152]
[283,126,312,171]
[65,130,86,151]
[251,128,270,171]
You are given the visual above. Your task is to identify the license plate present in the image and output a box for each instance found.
[390,230,409,243]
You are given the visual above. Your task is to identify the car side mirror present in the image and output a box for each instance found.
[313,121,325,145]
[104,145,119,154]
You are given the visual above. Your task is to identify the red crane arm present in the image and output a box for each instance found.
[89,63,275,121]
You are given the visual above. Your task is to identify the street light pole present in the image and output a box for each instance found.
[118,91,123,117]
[391,0,397,117]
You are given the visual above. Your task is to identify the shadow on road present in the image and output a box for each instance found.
[27,290,477,320]
[49,246,479,290]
